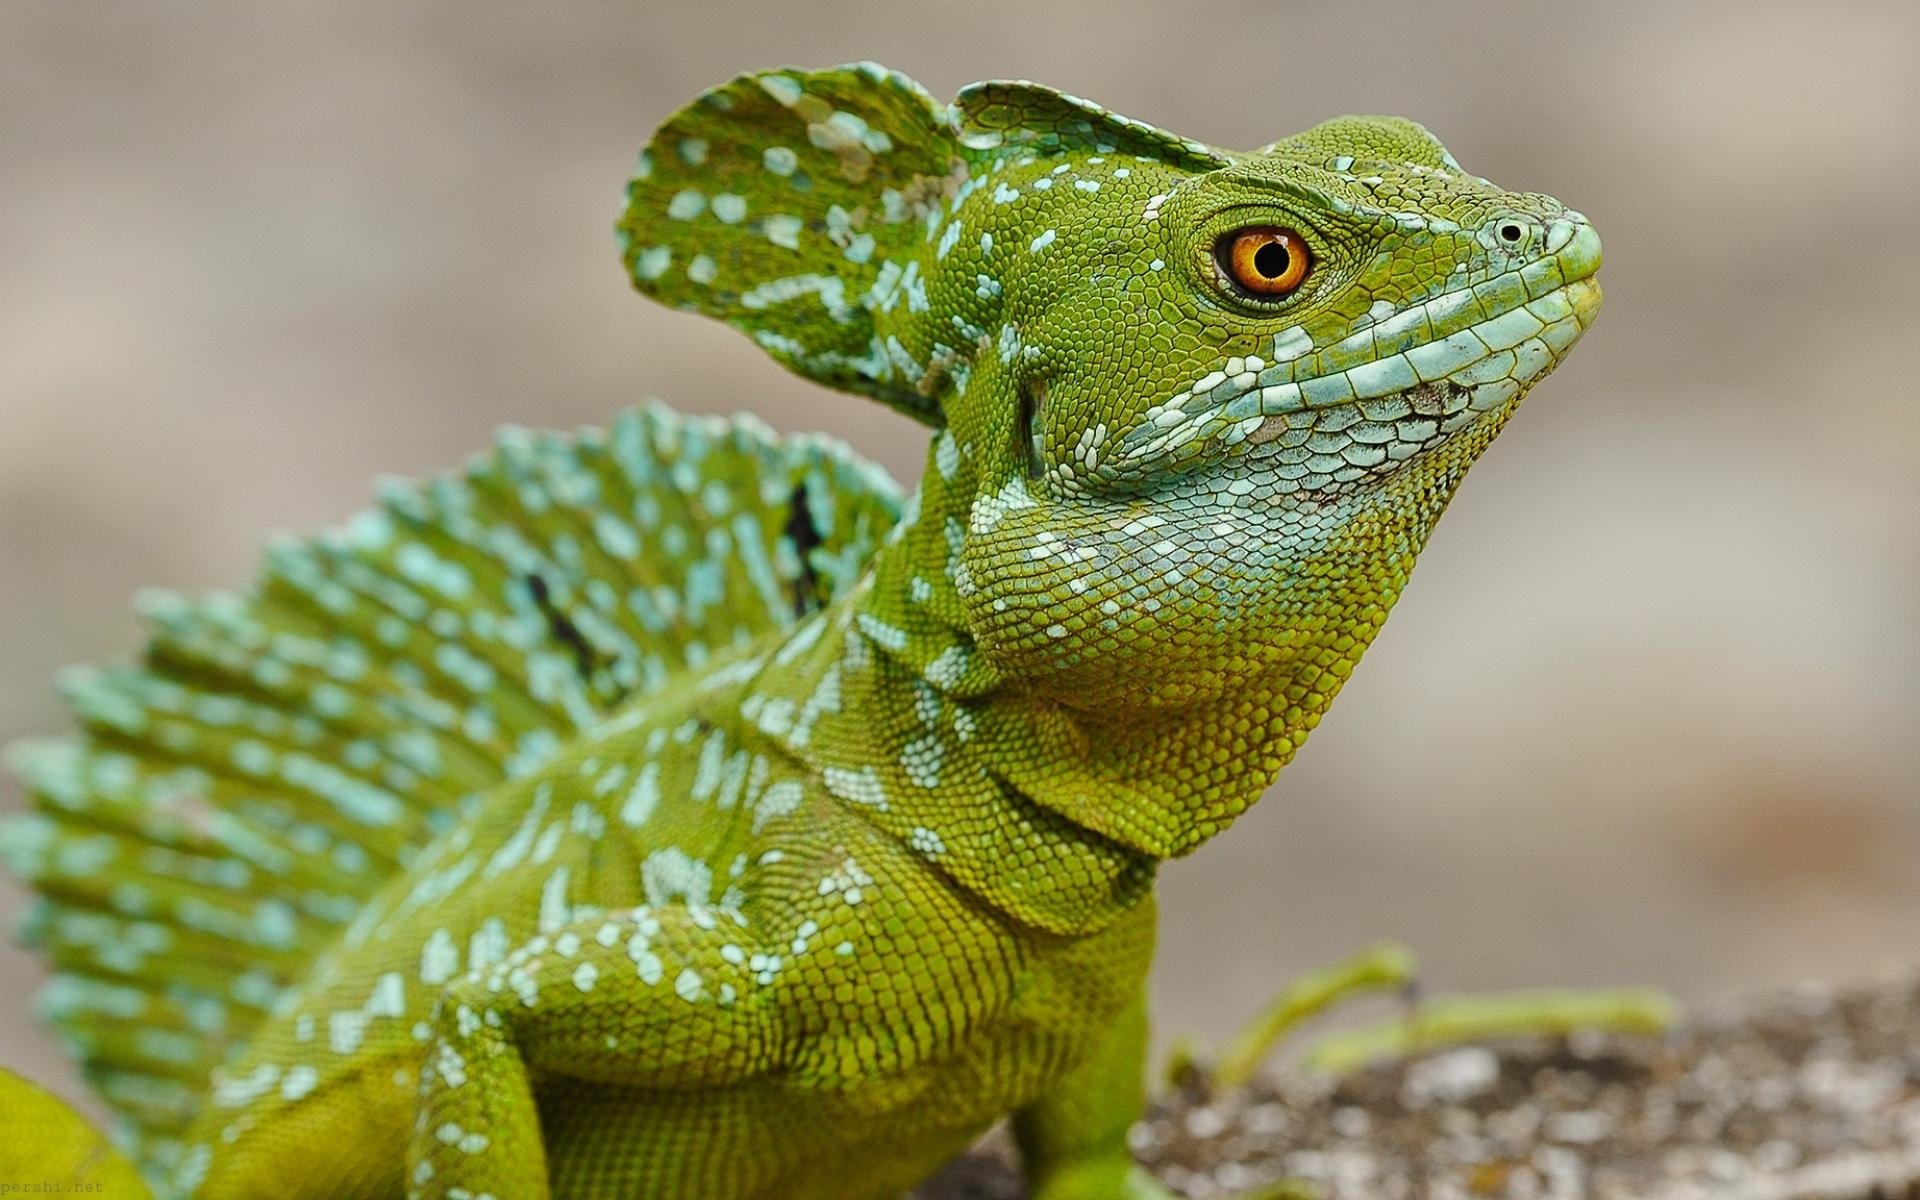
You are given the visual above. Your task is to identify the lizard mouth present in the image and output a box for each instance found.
[1249,215,1604,422]
[1224,255,1602,486]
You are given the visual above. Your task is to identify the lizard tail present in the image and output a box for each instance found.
[0,402,902,1181]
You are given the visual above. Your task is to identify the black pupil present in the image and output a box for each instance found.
[1251,240,1290,279]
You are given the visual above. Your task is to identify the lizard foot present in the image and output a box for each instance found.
[1298,984,1678,1076]
[1168,941,1677,1090]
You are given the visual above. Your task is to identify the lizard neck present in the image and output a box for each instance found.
[836,404,1507,867]
[716,432,1150,938]
[756,398,1498,939]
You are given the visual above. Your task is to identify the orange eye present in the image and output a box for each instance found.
[1219,227,1312,297]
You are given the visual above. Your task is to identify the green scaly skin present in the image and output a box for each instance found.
[0,63,1602,1199]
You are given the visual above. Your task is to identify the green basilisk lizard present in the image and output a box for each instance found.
[0,62,1652,1200]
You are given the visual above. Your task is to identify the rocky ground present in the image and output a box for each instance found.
[917,975,1920,1200]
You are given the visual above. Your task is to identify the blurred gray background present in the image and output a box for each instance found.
[4,1,1918,1116]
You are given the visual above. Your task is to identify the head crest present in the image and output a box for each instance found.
[620,64,1230,425]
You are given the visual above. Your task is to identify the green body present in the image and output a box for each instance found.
[0,63,1600,1199]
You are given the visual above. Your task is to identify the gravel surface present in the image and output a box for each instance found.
[917,975,1920,1200]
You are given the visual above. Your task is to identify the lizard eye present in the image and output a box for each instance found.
[1217,227,1312,297]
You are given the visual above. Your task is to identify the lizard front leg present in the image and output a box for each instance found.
[1013,987,1161,1200]
[1015,988,1313,1200]
[406,905,784,1200]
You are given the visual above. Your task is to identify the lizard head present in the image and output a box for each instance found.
[942,107,1602,717]
[624,67,1600,832]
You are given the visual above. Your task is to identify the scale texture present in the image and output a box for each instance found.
[0,61,1601,1200]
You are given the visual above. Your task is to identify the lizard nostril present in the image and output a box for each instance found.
[1498,222,1526,245]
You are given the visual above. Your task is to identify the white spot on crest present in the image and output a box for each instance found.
[759,75,803,106]
[366,972,406,1018]
[469,917,508,972]
[641,848,713,909]
[328,1010,368,1056]
[621,763,661,828]
[538,866,572,934]
[934,431,961,480]
[280,1064,318,1101]
[420,933,456,990]
[764,214,803,250]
